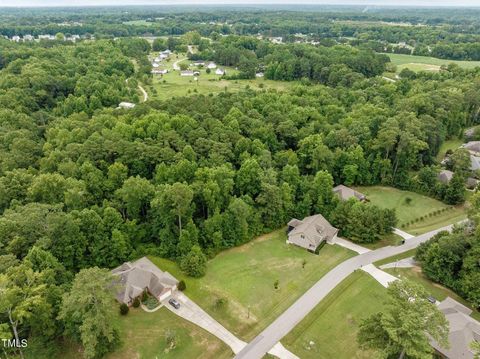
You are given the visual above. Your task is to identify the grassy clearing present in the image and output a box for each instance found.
[385,267,480,321]
[385,53,480,72]
[55,306,231,359]
[354,186,466,235]
[362,232,404,250]
[150,69,295,100]
[436,138,464,162]
[149,229,355,340]
[283,271,385,359]
[374,248,418,267]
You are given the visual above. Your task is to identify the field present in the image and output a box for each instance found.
[283,271,385,359]
[362,232,404,250]
[147,54,296,100]
[51,306,231,359]
[385,267,480,321]
[149,230,355,340]
[385,53,480,73]
[354,186,467,235]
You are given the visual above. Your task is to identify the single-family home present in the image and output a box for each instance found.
[153,56,162,63]
[193,61,205,67]
[151,69,168,75]
[111,257,179,305]
[462,141,480,154]
[117,102,136,109]
[152,62,160,68]
[430,297,480,359]
[23,34,34,41]
[193,70,200,76]
[215,68,226,76]
[180,70,194,76]
[255,72,264,78]
[11,35,20,42]
[207,62,217,69]
[159,53,169,60]
[333,185,366,201]
[286,214,338,252]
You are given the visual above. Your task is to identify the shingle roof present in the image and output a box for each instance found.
[462,141,480,154]
[333,185,366,201]
[438,170,454,184]
[287,214,338,250]
[111,257,178,304]
[431,297,480,359]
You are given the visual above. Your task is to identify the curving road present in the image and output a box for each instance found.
[234,224,455,359]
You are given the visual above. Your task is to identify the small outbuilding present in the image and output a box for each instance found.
[117,102,136,109]
[438,169,454,184]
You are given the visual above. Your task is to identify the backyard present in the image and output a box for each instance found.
[149,229,355,340]
[354,186,467,235]
[283,271,385,359]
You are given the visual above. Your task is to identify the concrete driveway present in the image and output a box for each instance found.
[163,292,299,359]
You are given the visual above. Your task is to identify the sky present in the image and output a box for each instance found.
[1,0,480,6]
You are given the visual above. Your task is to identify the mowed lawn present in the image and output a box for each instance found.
[150,229,355,340]
[385,267,480,321]
[385,53,480,73]
[354,186,466,235]
[283,271,385,359]
[436,138,464,162]
[149,69,295,101]
[56,306,231,359]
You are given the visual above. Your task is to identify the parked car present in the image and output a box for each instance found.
[169,298,181,309]
[427,296,437,304]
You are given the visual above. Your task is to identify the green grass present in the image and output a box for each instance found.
[436,138,464,162]
[374,248,418,267]
[149,229,355,340]
[354,186,466,235]
[150,69,295,100]
[362,232,404,250]
[283,271,385,359]
[385,267,480,321]
[386,53,480,73]
[49,306,231,359]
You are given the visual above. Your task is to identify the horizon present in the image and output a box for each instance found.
[2,1,480,8]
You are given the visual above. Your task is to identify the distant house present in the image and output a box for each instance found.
[466,177,479,189]
[151,69,168,75]
[470,155,480,172]
[462,141,480,154]
[23,34,34,41]
[215,68,226,76]
[207,62,217,69]
[193,61,205,67]
[159,53,168,60]
[286,214,338,252]
[180,70,194,76]
[11,35,20,42]
[438,169,454,184]
[193,70,200,76]
[152,62,160,68]
[255,72,264,78]
[430,297,480,359]
[112,257,179,305]
[117,102,136,109]
[333,185,366,201]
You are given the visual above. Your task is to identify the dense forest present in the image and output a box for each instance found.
[1,6,480,359]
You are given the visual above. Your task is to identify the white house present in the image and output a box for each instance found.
[215,68,226,76]
[255,72,264,78]
[207,62,217,69]
[117,102,136,109]
[180,70,194,76]
[151,69,168,75]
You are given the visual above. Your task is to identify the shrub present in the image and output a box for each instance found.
[133,297,140,308]
[274,279,279,290]
[120,303,129,315]
[178,280,186,291]
[142,290,148,302]
[214,297,228,311]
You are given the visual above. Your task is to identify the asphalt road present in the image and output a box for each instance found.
[234,224,455,359]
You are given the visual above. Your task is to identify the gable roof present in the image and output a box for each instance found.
[462,141,480,154]
[287,214,338,250]
[333,185,366,201]
[438,169,454,184]
[431,297,480,359]
[471,155,480,171]
[111,257,178,304]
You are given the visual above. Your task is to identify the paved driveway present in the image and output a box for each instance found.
[164,292,299,359]
[234,224,455,359]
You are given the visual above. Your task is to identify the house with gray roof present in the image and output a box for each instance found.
[431,297,480,359]
[287,214,338,252]
[111,257,179,305]
[438,169,454,184]
[333,185,366,202]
